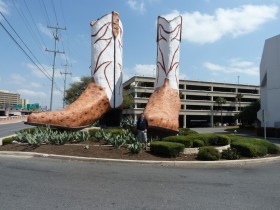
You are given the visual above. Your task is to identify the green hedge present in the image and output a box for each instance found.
[231,142,267,157]
[193,139,204,147]
[197,146,221,161]
[208,135,231,146]
[230,136,280,157]
[221,148,240,160]
[179,128,198,136]
[2,137,14,145]
[161,134,230,148]
[102,128,126,136]
[150,141,185,157]
[161,135,193,148]
[88,128,100,140]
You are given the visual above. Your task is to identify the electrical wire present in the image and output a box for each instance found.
[51,0,59,25]
[0,21,52,81]
[11,0,52,63]
[40,0,51,26]
[0,11,52,80]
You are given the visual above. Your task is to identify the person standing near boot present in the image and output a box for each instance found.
[137,113,148,150]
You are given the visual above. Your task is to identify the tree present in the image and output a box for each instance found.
[123,90,133,109]
[238,99,260,126]
[64,76,91,105]
[64,76,133,108]
[215,97,227,124]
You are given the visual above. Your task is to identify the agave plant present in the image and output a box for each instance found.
[128,141,143,154]
[14,125,90,145]
[120,116,136,131]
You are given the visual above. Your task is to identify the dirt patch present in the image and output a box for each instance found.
[0,142,197,161]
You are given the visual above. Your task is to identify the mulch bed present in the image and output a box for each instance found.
[0,141,197,161]
[1,140,278,161]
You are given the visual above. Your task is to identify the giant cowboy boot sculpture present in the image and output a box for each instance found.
[27,11,123,129]
[144,15,182,135]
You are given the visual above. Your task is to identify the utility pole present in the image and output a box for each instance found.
[46,25,66,111]
[60,63,71,108]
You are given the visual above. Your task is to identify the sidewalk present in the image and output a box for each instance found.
[0,116,27,125]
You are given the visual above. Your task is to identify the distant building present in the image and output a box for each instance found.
[123,76,260,128]
[0,89,21,110]
[21,99,29,109]
[260,34,280,128]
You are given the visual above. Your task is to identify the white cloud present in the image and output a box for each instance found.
[163,4,278,44]
[203,58,259,76]
[10,73,26,85]
[30,82,42,88]
[0,0,9,16]
[38,23,53,39]
[18,89,47,98]
[26,63,63,79]
[123,64,188,81]
[127,0,146,14]
[71,76,81,83]
[123,64,156,81]
[179,72,188,80]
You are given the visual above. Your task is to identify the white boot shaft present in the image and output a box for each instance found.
[91,11,123,108]
[155,16,182,91]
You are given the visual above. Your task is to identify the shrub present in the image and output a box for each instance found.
[231,142,268,157]
[221,148,240,160]
[150,141,184,157]
[179,134,230,147]
[128,141,143,154]
[252,138,280,154]
[260,141,280,154]
[161,135,193,148]
[197,146,221,161]
[106,128,126,135]
[230,136,280,156]
[193,139,204,147]
[88,128,100,140]
[2,137,14,145]
[179,128,198,136]
[208,135,231,146]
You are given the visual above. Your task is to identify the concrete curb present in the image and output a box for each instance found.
[1,151,280,167]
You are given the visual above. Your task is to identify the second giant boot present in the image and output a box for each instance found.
[144,15,182,134]
[27,11,123,129]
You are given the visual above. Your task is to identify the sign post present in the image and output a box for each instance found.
[257,109,267,140]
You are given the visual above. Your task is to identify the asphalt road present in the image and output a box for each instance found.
[0,156,280,210]
[0,122,32,138]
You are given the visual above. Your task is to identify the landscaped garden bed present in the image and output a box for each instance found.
[0,126,279,161]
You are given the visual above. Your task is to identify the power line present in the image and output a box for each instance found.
[23,0,49,49]
[51,0,59,25]
[40,0,51,26]
[11,0,52,63]
[0,20,52,81]
[0,11,52,80]
[58,0,71,64]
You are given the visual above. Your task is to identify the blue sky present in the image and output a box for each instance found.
[0,0,279,110]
